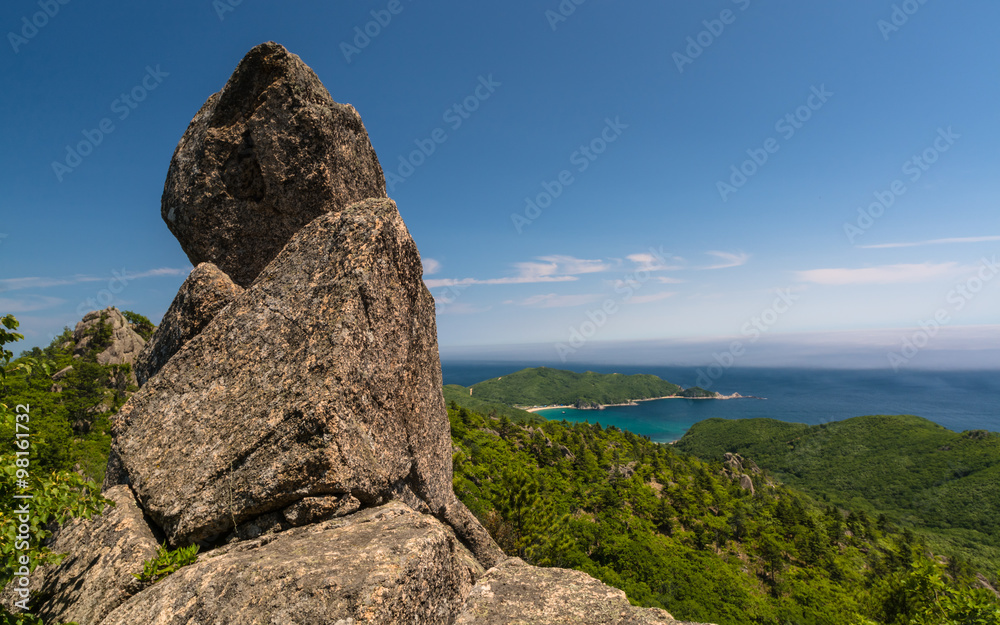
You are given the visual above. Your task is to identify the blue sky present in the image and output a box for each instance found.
[2,0,998,369]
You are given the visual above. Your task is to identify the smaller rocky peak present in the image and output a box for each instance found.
[72,308,146,367]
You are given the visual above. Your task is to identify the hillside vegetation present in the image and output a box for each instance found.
[442,384,543,424]
[3,315,152,483]
[675,415,1000,572]
[467,367,685,407]
[0,315,114,625]
[448,401,1000,625]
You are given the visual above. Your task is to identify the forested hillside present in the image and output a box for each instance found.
[3,311,153,483]
[467,367,684,407]
[676,415,1000,572]
[448,401,1000,625]
[442,384,542,423]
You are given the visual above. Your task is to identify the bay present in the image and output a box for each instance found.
[441,363,1000,443]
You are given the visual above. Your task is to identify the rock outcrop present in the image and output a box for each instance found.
[101,502,482,625]
[133,262,243,386]
[15,486,160,625]
[110,198,502,561]
[455,558,692,624]
[73,308,146,367]
[720,452,759,495]
[15,42,711,625]
[161,41,387,287]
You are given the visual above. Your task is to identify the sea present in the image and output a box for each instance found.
[440,364,1000,444]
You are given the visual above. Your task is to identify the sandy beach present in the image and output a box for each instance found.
[523,393,745,412]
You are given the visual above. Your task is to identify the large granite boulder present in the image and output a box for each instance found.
[17,41,718,625]
[8,486,160,625]
[111,198,502,567]
[161,41,387,287]
[73,308,146,367]
[133,262,243,387]
[455,558,700,625]
[100,502,482,625]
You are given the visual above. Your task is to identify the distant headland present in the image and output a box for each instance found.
[443,366,751,412]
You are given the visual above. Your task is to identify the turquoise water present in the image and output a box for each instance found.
[442,364,1000,444]
[534,400,709,443]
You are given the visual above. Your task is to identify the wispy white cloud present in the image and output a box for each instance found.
[700,251,750,270]
[532,255,614,275]
[422,258,441,275]
[0,275,118,291]
[436,302,491,315]
[629,291,677,304]
[128,268,190,279]
[0,267,190,292]
[0,296,65,313]
[626,252,684,272]
[795,262,964,285]
[654,276,685,284]
[513,293,603,308]
[857,235,1000,249]
[424,275,576,288]
[424,256,611,289]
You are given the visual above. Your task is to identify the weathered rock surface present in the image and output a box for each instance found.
[112,198,502,566]
[722,452,759,475]
[721,452,759,494]
[455,558,702,625]
[11,486,160,625]
[161,41,387,287]
[134,262,243,386]
[100,502,483,625]
[73,308,146,367]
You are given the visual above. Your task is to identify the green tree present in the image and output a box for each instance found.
[121,311,155,341]
[0,315,111,624]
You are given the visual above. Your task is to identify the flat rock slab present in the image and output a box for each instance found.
[161,41,387,287]
[455,558,708,625]
[14,485,160,625]
[112,199,457,548]
[99,502,482,625]
[134,262,243,387]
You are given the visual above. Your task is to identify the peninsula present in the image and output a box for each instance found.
[447,367,735,411]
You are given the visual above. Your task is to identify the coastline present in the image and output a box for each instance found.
[524,392,746,413]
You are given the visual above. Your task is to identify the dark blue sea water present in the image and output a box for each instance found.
[440,364,1000,444]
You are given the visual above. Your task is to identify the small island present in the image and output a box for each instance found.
[445,367,741,412]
